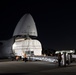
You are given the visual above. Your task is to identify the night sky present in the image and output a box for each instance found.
[0,1,76,49]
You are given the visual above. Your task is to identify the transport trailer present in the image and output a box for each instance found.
[28,56,58,63]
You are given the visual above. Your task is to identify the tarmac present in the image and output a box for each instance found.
[29,62,76,75]
[37,62,76,75]
[41,62,76,72]
[0,59,76,75]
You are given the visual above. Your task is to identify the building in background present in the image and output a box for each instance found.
[55,50,75,54]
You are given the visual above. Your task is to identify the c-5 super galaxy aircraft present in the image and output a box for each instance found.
[0,14,42,59]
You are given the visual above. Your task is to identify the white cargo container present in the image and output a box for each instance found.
[12,38,42,58]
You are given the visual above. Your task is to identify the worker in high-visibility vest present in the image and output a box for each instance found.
[16,56,19,61]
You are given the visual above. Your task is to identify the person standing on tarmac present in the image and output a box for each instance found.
[24,54,28,62]
[58,52,62,67]
[66,53,69,65]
